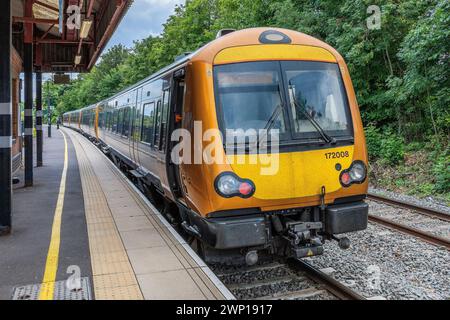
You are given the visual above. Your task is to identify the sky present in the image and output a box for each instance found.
[105,0,186,51]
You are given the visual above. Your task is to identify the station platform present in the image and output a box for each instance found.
[0,127,233,300]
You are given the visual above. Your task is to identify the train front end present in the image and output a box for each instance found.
[184,28,369,263]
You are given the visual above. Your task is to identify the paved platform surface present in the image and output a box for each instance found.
[0,127,233,300]
[0,127,91,299]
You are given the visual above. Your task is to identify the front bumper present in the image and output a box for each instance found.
[188,213,268,250]
[187,200,368,250]
[325,201,369,234]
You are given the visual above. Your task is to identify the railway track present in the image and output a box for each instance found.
[368,193,450,222]
[213,258,365,300]
[368,193,450,250]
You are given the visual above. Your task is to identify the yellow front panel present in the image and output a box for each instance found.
[214,44,337,65]
[227,146,354,200]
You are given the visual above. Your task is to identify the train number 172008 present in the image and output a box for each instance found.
[325,151,350,159]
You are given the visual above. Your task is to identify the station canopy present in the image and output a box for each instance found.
[12,0,133,73]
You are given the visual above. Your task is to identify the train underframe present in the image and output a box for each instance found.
[179,199,369,265]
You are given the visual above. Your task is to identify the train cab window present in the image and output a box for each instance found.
[123,107,130,137]
[214,61,288,145]
[154,101,162,147]
[282,61,352,139]
[141,102,155,144]
[159,90,170,151]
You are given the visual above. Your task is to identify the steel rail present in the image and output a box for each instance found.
[368,193,450,222]
[368,214,450,250]
[288,259,365,300]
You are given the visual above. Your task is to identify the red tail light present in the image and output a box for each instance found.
[239,182,253,196]
[340,172,351,186]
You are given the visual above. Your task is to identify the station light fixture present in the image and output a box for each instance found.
[79,19,93,39]
[74,55,82,65]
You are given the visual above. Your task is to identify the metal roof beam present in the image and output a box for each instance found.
[35,39,94,44]
[87,0,95,18]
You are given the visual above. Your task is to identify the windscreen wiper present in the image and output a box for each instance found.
[289,83,336,145]
[257,82,286,148]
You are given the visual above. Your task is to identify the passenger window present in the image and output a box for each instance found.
[154,101,162,147]
[109,111,113,130]
[105,112,110,130]
[98,112,103,129]
[117,109,124,134]
[123,107,130,137]
[141,102,155,144]
[112,110,118,132]
[160,90,170,151]
[90,111,93,127]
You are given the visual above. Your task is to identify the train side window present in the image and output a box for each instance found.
[91,110,95,127]
[98,111,103,129]
[118,109,124,134]
[154,100,162,147]
[141,102,155,144]
[112,110,118,132]
[108,111,113,130]
[83,112,89,126]
[159,90,170,151]
[105,112,110,130]
[123,107,130,137]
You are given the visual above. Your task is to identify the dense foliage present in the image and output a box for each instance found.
[45,0,449,197]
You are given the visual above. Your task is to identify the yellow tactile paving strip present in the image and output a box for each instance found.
[70,132,143,300]
[103,161,229,299]
[65,128,231,300]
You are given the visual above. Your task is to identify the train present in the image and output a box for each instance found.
[63,27,369,265]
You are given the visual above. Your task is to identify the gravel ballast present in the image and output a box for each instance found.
[308,223,450,300]
[368,200,450,238]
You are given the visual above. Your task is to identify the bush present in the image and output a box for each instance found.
[365,124,405,165]
[432,152,450,193]
[364,124,381,161]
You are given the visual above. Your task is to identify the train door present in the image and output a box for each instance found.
[130,88,142,167]
[166,68,185,200]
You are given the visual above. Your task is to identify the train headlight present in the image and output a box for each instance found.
[215,172,255,198]
[349,161,366,182]
[340,161,367,187]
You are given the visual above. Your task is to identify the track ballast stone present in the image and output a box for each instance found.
[308,224,450,300]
